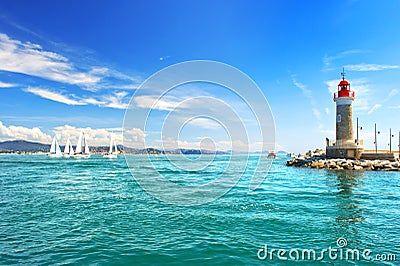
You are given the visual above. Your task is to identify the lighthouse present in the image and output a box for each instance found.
[326,69,364,159]
[335,70,354,143]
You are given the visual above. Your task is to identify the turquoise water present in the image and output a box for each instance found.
[1,154,399,265]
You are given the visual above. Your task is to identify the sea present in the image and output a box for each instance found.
[1,154,399,265]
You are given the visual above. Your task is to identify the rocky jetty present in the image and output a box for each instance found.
[287,149,400,171]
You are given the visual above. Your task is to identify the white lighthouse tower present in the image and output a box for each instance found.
[326,70,364,159]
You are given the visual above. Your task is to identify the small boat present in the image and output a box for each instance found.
[63,137,75,158]
[103,137,118,159]
[48,136,63,158]
[73,131,90,159]
[267,151,276,159]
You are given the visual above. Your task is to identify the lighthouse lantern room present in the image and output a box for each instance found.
[326,69,364,159]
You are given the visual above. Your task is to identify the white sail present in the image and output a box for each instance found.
[55,139,62,155]
[84,133,90,154]
[48,136,62,157]
[108,138,113,153]
[64,137,74,157]
[103,136,118,158]
[50,136,56,153]
[113,139,118,154]
[73,131,90,159]
[69,141,74,155]
[64,137,71,154]
[76,132,83,154]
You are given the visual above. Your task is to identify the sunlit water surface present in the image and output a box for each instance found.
[1,154,399,265]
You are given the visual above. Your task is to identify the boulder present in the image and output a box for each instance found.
[353,165,363,170]
[286,150,400,171]
[343,164,353,170]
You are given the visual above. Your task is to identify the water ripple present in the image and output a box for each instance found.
[1,154,399,265]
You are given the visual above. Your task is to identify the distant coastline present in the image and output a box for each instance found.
[0,139,228,155]
[0,140,288,155]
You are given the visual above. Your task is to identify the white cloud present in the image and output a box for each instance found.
[25,87,131,109]
[0,120,51,143]
[52,124,145,148]
[292,75,321,122]
[387,89,399,100]
[367,104,382,115]
[25,87,86,105]
[0,81,16,88]
[0,121,145,148]
[78,68,140,92]
[325,108,330,115]
[80,97,105,105]
[53,125,115,146]
[344,64,399,71]
[382,89,399,104]
[186,117,223,130]
[348,80,370,111]
[0,33,102,85]
[312,108,321,120]
[133,95,182,111]
[123,128,146,148]
[292,76,312,98]
[0,33,139,91]
[322,50,365,71]
[102,91,130,109]
[325,80,339,94]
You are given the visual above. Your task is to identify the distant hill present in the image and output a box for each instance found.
[0,140,50,152]
[0,140,230,154]
[0,140,120,153]
[121,147,229,155]
[176,149,228,155]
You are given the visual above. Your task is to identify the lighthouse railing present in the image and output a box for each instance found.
[327,139,364,148]
[334,91,355,99]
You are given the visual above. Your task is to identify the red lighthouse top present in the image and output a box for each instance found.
[334,68,354,98]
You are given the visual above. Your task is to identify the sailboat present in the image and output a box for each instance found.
[63,136,75,158]
[73,131,90,159]
[48,136,63,158]
[103,137,118,159]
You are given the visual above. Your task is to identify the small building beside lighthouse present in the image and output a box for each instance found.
[326,70,364,159]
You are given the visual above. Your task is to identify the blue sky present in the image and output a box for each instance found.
[0,0,399,153]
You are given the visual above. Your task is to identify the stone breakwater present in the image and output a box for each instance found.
[286,149,400,171]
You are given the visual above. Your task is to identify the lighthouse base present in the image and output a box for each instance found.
[326,145,364,159]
